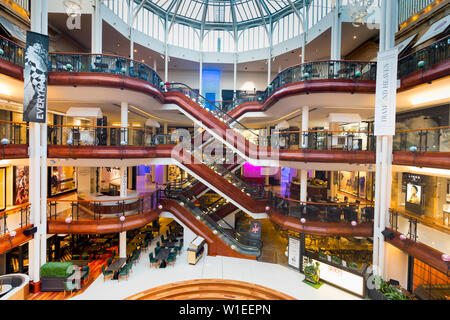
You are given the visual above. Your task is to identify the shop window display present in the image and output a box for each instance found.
[48,166,77,197]
[338,171,374,202]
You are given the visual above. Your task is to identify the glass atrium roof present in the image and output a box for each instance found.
[139,0,310,31]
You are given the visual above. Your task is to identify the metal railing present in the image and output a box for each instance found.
[267,192,374,223]
[47,190,161,221]
[164,190,261,256]
[394,126,450,152]
[47,124,173,147]
[0,203,31,237]
[0,35,25,66]
[0,120,29,145]
[162,82,260,141]
[267,129,375,151]
[49,52,163,88]
[398,35,450,79]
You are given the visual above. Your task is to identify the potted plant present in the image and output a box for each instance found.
[331,255,342,265]
[368,276,410,300]
[40,262,76,292]
[304,259,320,285]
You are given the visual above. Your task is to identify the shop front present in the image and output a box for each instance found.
[48,166,77,197]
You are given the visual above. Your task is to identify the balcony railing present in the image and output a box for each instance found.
[0,35,25,66]
[394,126,450,152]
[266,130,375,151]
[47,124,173,147]
[47,190,161,221]
[48,52,163,88]
[0,203,31,237]
[388,208,449,255]
[398,35,450,79]
[267,193,374,223]
[0,120,29,145]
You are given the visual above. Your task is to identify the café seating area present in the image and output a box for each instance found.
[148,223,184,269]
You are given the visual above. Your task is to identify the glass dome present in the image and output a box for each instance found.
[103,0,351,53]
[140,0,309,31]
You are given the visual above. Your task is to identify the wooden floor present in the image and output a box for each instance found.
[125,279,295,300]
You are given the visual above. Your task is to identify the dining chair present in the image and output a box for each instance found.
[167,255,175,267]
[102,265,113,281]
[63,279,76,298]
[81,265,90,284]
[149,253,159,268]
[118,264,130,282]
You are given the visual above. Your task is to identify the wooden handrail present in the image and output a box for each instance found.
[273,194,374,207]
[0,203,30,218]
[398,34,450,61]
[396,126,450,133]
[0,34,24,48]
[47,190,160,204]
[276,59,376,75]
[0,119,28,126]
[48,124,157,131]
[271,130,372,135]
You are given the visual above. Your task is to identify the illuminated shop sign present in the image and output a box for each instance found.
[307,258,365,297]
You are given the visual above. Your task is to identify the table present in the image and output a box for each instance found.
[155,248,171,268]
[0,284,12,295]
[71,260,89,267]
[105,258,127,279]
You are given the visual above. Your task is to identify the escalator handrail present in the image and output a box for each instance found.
[163,82,259,138]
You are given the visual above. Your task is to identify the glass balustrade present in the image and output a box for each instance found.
[394,127,450,152]
[47,125,173,147]
[267,192,374,223]
[0,203,31,237]
[398,35,449,79]
[268,130,375,151]
[47,191,160,221]
[0,121,28,145]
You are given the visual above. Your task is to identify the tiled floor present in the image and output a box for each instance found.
[70,232,361,300]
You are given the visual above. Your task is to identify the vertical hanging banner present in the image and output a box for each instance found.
[374,48,399,136]
[23,31,49,123]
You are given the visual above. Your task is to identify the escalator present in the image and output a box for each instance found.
[163,188,261,258]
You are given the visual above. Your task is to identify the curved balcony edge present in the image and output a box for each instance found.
[267,208,373,237]
[47,210,159,234]
[384,228,448,275]
[0,225,34,255]
[2,144,449,170]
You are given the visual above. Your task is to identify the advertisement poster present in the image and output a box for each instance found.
[23,31,49,123]
[14,166,29,205]
[249,220,262,240]
[288,237,301,270]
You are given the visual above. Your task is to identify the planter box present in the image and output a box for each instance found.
[40,275,73,292]
[368,288,388,300]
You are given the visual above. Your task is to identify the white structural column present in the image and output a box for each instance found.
[91,0,102,54]
[119,102,128,259]
[121,102,128,144]
[28,0,48,285]
[233,53,237,98]
[199,52,203,96]
[373,0,398,278]
[331,0,341,60]
[300,106,309,202]
[164,16,169,82]
[163,121,168,185]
